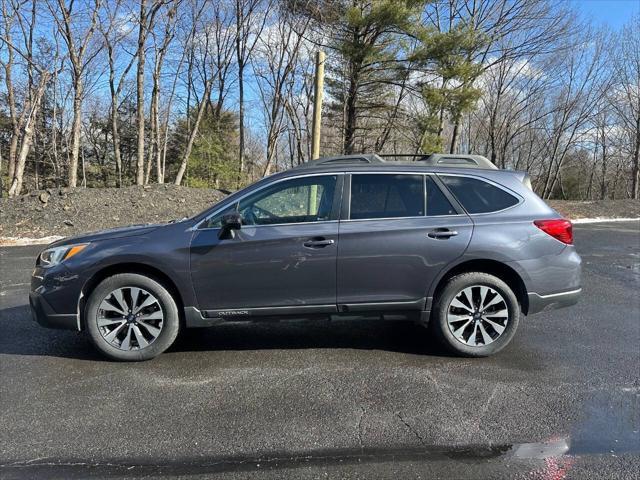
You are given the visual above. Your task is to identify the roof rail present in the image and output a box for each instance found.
[290,152,497,170]
[377,153,430,161]
[292,154,385,169]
[380,152,497,169]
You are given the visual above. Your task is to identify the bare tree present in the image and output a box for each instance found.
[235,0,272,176]
[1,0,60,196]
[173,0,214,186]
[99,0,138,187]
[7,72,51,196]
[610,17,640,199]
[134,0,166,185]
[145,3,178,184]
[1,0,20,188]
[539,30,610,198]
[252,7,310,175]
[49,0,102,188]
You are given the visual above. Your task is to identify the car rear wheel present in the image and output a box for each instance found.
[85,273,180,361]
[430,272,520,357]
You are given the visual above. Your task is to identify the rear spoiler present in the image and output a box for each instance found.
[511,171,533,190]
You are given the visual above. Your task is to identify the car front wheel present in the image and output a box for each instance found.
[85,273,180,361]
[430,272,520,357]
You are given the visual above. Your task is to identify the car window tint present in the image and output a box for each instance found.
[204,176,337,228]
[440,175,519,214]
[350,174,423,220]
[240,175,337,226]
[204,203,238,228]
[425,176,457,216]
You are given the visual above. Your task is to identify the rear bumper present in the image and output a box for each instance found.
[527,288,582,315]
[29,291,79,330]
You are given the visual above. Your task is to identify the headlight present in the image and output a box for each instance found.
[39,243,89,268]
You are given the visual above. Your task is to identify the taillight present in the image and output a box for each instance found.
[534,219,573,245]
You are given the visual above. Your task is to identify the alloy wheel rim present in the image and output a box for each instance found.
[446,285,509,347]
[97,287,164,351]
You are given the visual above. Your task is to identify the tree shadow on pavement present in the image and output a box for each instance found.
[171,317,453,357]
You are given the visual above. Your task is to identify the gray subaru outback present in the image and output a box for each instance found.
[30,155,581,361]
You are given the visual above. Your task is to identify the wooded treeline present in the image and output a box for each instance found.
[1,0,639,200]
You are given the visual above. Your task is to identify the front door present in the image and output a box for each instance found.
[190,174,342,313]
[337,173,473,308]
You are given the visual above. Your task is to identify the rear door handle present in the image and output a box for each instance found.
[428,229,458,239]
[303,238,335,248]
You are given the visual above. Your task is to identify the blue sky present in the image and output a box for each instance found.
[571,0,639,29]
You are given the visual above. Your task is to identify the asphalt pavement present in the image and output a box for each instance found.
[1,221,639,479]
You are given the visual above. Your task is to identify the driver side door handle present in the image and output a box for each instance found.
[303,238,335,248]
[427,228,458,239]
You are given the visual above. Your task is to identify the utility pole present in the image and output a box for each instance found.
[311,51,325,160]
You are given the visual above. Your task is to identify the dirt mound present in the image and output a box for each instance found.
[0,185,225,239]
[548,199,640,221]
[1,185,637,241]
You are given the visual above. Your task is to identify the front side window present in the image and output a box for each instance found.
[204,175,337,227]
[440,175,519,214]
[350,174,424,220]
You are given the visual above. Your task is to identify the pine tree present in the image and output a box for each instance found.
[289,0,427,154]
[415,24,485,154]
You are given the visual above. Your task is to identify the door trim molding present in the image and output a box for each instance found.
[202,304,337,319]
[186,299,429,327]
[338,298,426,312]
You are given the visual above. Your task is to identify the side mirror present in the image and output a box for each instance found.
[219,211,242,239]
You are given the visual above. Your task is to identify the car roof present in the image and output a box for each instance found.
[291,153,498,170]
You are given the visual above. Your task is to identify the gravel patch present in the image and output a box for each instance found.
[0,185,225,239]
[548,200,640,220]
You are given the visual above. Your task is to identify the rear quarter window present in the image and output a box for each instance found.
[440,175,519,214]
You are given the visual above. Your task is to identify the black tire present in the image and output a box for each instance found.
[85,273,180,361]
[430,272,520,357]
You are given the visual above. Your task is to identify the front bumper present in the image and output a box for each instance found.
[527,288,582,315]
[29,291,79,330]
[30,264,83,331]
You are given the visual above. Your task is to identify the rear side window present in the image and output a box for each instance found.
[440,176,519,214]
[425,176,457,216]
[350,174,423,219]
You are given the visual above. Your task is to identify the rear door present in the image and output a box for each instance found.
[337,173,473,309]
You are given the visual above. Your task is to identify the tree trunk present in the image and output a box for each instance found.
[151,65,162,183]
[174,82,213,186]
[110,104,123,187]
[600,128,607,200]
[374,69,409,152]
[4,65,19,185]
[8,73,49,197]
[107,45,124,188]
[135,0,147,186]
[68,79,83,187]
[449,122,460,154]
[2,14,19,189]
[632,115,640,199]
[236,0,245,177]
[263,126,279,176]
[343,65,359,155]
[237,58,245,176]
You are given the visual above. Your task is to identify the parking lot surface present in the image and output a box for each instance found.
[1,221,639,479]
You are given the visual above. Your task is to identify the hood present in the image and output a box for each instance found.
[48,223,163,247]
